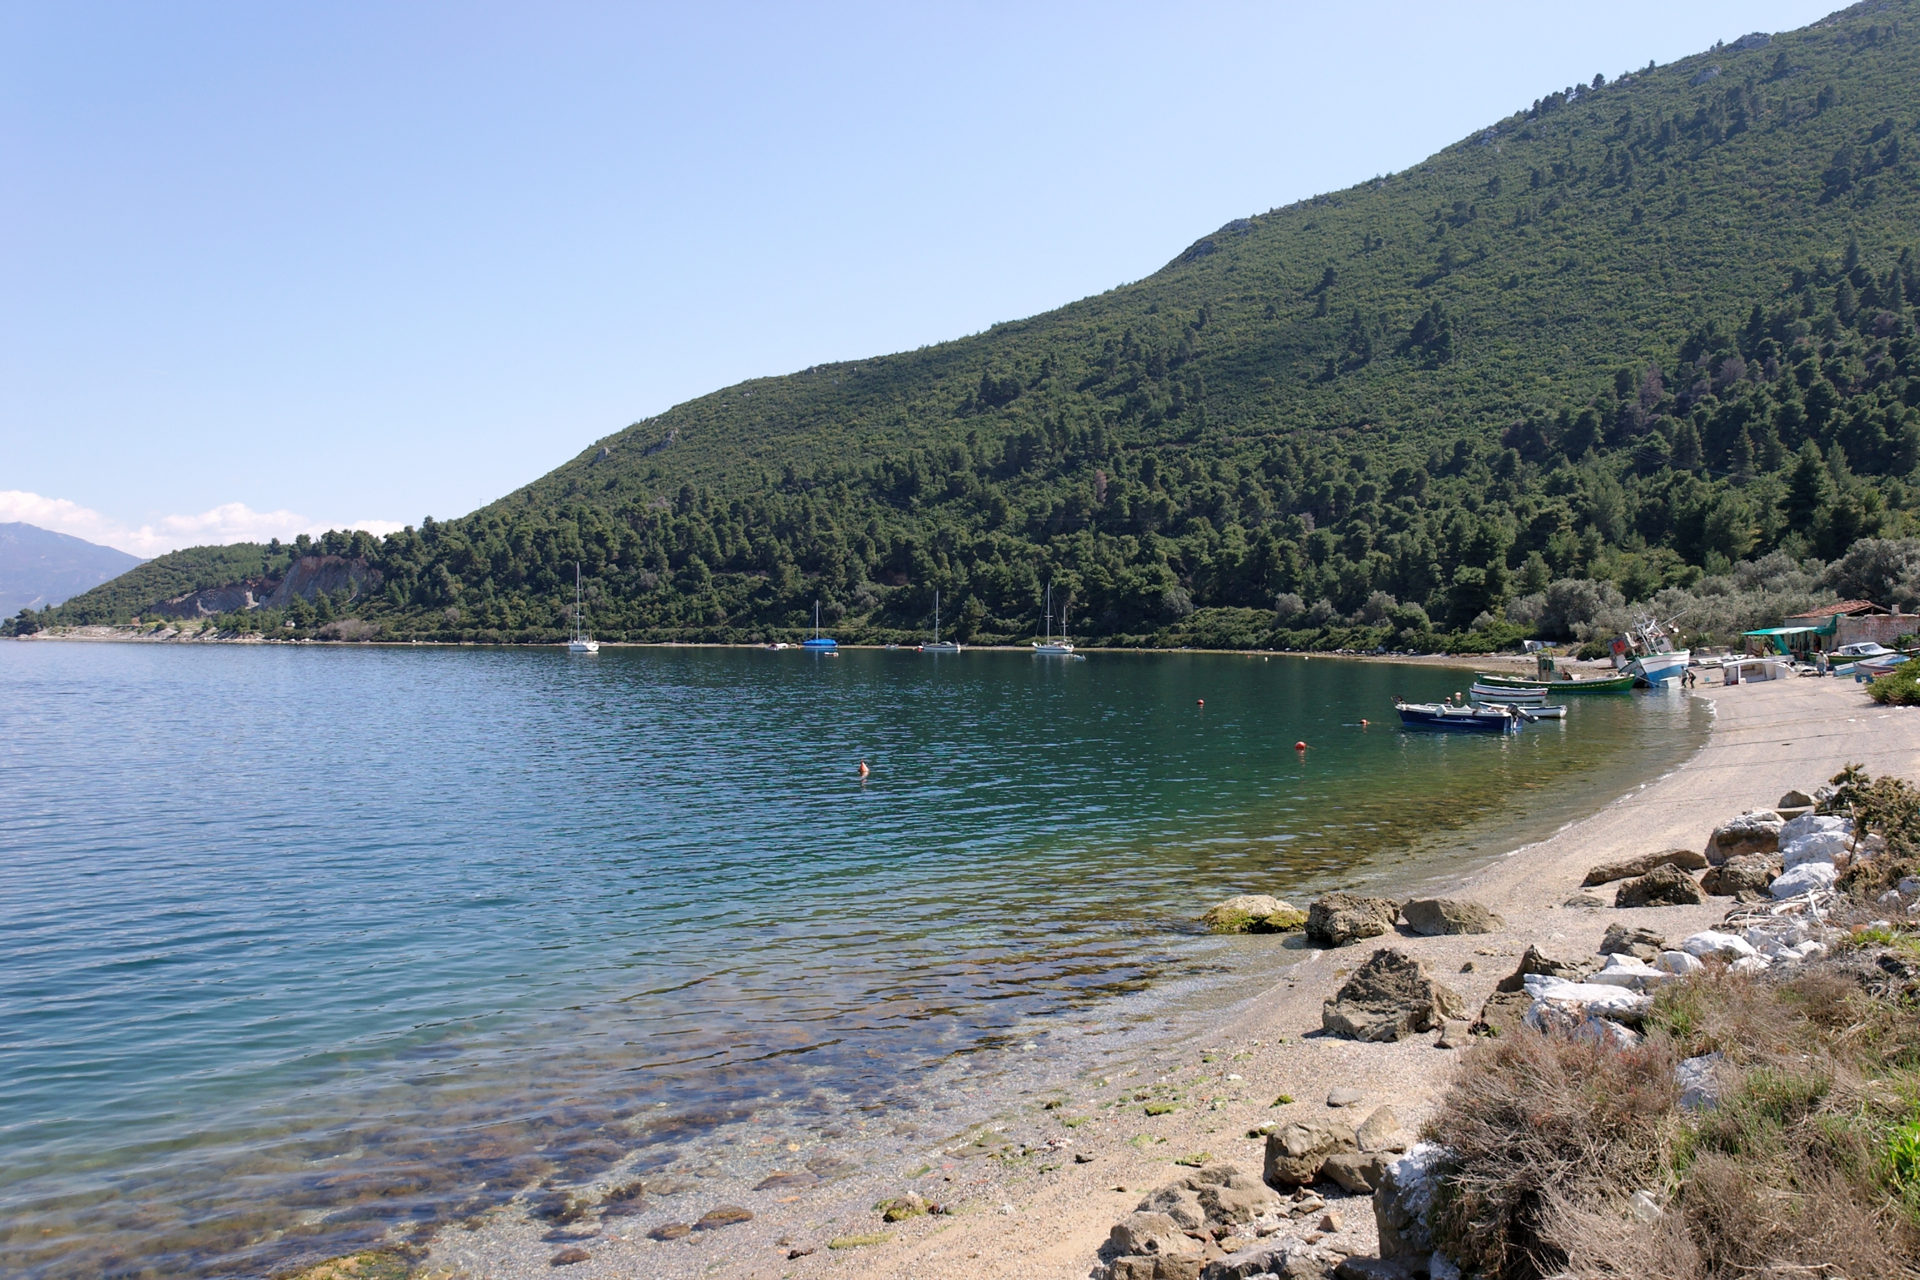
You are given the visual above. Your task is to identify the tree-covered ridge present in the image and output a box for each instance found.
[511,1,1920,515]
[29,239,1920,649]
[21,1,1920,647]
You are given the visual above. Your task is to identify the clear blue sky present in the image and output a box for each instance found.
[2,1,1840,555]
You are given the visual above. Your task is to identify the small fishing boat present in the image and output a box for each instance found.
[801,600,837,650]
[1034,582,1075,656]
[1396,700,1521,733]
[1854,652,1910,681]
[1474,668,1635,694]
[568,563,598,654]
[1514,704,1568,720]
[1613,615,1690,685]
[920,590,962,653]
[1470,681,1546,705]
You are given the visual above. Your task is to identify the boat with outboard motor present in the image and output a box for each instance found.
[1396,700,1522,733]
[1473,666,1635,694]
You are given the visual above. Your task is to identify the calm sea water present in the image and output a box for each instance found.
[0,642,1703,1277]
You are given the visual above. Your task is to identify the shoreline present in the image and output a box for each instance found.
[18,625,1544,673]
[414,677,1916,1280]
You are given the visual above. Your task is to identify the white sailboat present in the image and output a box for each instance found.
[920,589,962,653]
[1033,582,1075,655]
[568,563,599,654]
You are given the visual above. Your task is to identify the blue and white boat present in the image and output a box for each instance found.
[801,600,838,650]
[1396,700,1521,733]
[1614,615,1689,685]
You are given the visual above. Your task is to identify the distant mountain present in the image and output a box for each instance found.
[0,523,144,615]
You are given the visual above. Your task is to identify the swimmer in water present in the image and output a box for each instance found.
[858,759,870,778]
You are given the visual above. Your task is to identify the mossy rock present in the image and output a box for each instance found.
[1202,895,1306,934]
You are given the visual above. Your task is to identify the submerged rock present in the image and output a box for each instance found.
[694,1205,752,1229]
[1305,894,1401,948]
[1614,862,1705,907]
[1321,949,1466,1042]
[1202,894,1307,934]
[1402,898,1504,936]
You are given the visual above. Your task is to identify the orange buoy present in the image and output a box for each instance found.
[858,759,870,778]
[1295,740,1307,751]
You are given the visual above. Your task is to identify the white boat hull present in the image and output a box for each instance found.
[569,640,599,654]
[1628,650,1689,684]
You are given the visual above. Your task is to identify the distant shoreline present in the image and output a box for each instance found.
[17,625,1544,672]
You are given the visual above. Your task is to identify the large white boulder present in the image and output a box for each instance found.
[1522,975,1652,1027]
[1584,954,1676,990]
[1683,930,1758,960]
[1770,861,1838,899]
[1655,949,1704,975]
[1780,814,1854,869]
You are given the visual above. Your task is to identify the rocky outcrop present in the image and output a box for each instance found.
[1202,895,1307,934]
[1582,848,1708,886]
[1701,854,1778,897]
[1706,810,1784,864]
[1322,949,1465,1042]
[1614,862,1705,907]
[261,555,381,609]
[1780,814,1855,869]
[1305,894,1400,948]
[1401,898,1504,936]
[1495,945,1591,990]
[1372,1144,1444,1262]
[1264,1121,1358,1186]
[1599,924,1667,959]
[1100,1163,1292,1280]
[149,580,274,619]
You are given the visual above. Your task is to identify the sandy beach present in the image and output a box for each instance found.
[417,674,1918,1280]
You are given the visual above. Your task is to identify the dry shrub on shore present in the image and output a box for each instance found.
[1425,965,1920,1280]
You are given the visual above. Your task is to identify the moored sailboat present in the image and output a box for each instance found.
[1033,582,1075,656]
[568,563,598,654]
[920,590,962,653]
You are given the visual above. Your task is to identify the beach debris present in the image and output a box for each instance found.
[1582,848,1707,886]
[1326,1087,1363,1107]
[1401,897,1505,936]
[1597,924,1667,960]
[787,1245,816,1259]
[1321,949,1466,1042]
[1305,893,1402,947]
[1263,1121,1358,1186]
[1614,862,1705,907]
[548,1247,591,1266]
[1706,810,1784,863]
[1701,853,1779,897]
[1202,895,1307,934]
[694,1205,752,1229]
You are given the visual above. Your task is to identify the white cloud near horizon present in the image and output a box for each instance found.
[0,490,405,558]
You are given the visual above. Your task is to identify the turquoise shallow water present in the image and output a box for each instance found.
[0,643,1703,1277]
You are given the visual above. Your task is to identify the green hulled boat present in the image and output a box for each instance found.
[1474,669,1636,694]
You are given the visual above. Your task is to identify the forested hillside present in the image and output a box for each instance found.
[24,1,1920,647]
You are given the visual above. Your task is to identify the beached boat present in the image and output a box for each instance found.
[920,590,962,653]
[1474,669,1635,693]
[1396,700,1521,733]
[1613,615,1690,685]
[1033,582,1074,656]
[1853,652,1910,681]
[567,563,598,654]
[801,600,837,650]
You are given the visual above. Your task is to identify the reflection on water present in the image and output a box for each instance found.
[0,644,1702,1276]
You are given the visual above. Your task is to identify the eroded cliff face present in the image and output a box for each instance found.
[148,556,381,618]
